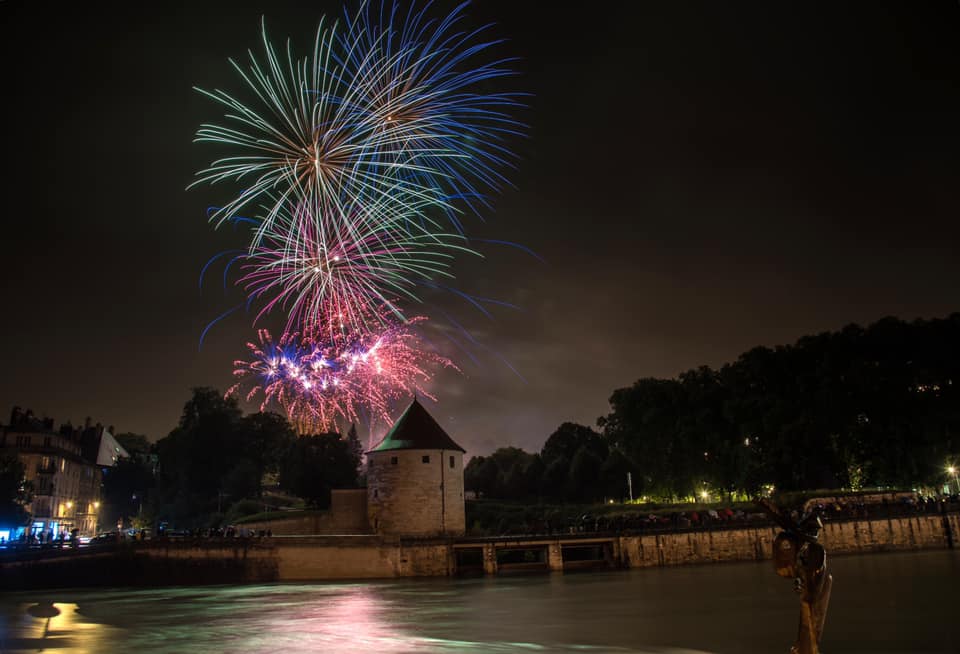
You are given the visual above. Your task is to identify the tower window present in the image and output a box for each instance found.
[449,456,455,468]
[421,455,430,464]
[390,456,398,465]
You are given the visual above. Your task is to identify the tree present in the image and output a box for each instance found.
[567,446,603,502]
[541,423,607,467]
[598,314,960,496]
[541,456,571,502]
[114,432,151,457]
[101,456,155,528]
[237,411,296,494]
[0,454,33,528]
[601,378,686,499]
[154,388,250,525]
[464,455,502,498]
[599,449,634,500]
[278,433,361,508]
[502,450,544,500]
[346,423,364,478]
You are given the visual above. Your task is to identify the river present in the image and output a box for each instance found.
[1,549,956,653]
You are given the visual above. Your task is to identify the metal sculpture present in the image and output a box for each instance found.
[758,498,834,654]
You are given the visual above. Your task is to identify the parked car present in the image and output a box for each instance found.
[89,532,119,544]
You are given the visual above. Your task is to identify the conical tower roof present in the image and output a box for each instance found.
[369,398,465,453]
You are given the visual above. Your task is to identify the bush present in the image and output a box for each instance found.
[225,499,263,523]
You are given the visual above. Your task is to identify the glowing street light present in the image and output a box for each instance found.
[948,465,959,493]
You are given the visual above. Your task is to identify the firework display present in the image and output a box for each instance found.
[193,1,523,432]
[236,195,471,337]
[229,314,455,433]
[337,1,526,227]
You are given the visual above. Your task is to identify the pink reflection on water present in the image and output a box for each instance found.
[256,586,437,653]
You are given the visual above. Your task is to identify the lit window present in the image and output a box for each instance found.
[421,455,430,464]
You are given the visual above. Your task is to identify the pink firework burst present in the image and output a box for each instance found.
[238,195,470,337]
[227,312,455,434]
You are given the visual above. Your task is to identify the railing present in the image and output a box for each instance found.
[467,497,960,539]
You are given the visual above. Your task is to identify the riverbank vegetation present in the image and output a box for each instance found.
[103,389,363,529]
[466,315,960,503]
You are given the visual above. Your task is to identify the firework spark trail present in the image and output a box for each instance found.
[339,0,527,227]
[195,1,526,428]
[235,185,479,336]
[227,311,455,434]
[192,2,525,243]
[191,16,453,245]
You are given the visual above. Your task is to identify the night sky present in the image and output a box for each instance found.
[2,1,959,454]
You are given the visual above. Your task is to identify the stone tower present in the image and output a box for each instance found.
[366,399,466,537]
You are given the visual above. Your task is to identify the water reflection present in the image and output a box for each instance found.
[1,550,956,653]
[4,601,120,653]
[1,584,713,654]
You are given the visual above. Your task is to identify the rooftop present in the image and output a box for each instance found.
[369,399,465,454]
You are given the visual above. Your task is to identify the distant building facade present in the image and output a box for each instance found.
[366,399,466,537]
[0,407,104,539]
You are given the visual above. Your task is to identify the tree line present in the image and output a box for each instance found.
[5,315,959,528]
[466,315,960,502]
[102,388,362,529]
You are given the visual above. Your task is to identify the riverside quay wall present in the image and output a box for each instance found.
[2,512,956,589]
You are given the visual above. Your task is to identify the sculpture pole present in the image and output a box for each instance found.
[757,499,833,654]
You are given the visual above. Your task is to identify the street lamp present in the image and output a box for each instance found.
[948,466,959,493]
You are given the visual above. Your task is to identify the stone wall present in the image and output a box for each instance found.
[140,536,452,581]
[241,489,371,535]
[139,513,959,581]
[270,536,395,580]
[618,513,955,569]
[329,489,370,532]
[442,451,466,535]
[621,527,774,568]
[3,513,955,589]
[0,544,280,589]
[367,448,465,536]
[820,514,949,553]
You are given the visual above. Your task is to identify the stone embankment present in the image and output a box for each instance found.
[620,510,958,567]
[2,511,956,589]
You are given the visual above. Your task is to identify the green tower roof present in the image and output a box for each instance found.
[369,398,465,454]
